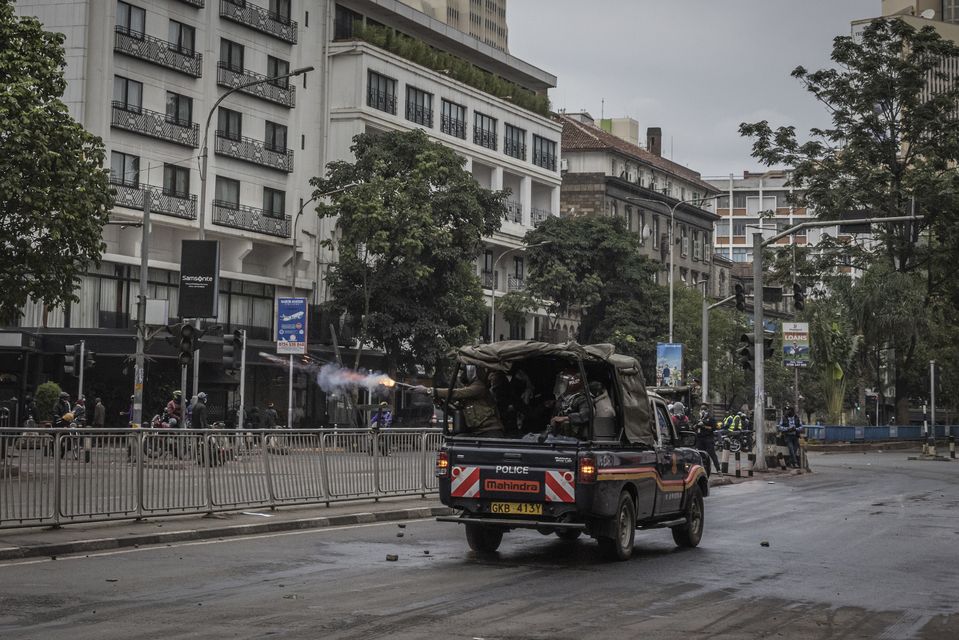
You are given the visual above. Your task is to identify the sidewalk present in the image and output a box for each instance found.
[0,465,802,562]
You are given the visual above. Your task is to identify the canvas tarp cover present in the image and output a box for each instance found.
[455,341,655,445]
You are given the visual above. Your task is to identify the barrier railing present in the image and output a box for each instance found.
[0,427,442,529]
[803,424,959,442]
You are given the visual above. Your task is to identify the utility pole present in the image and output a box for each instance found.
[133,190,150,428]
[752,231,766,469]
[78,340,86,403]
[238,330,247,430]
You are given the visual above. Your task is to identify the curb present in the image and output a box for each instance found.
[0,506,454,562]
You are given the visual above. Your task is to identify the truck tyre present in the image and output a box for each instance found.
[598,492,636,561]
[465,523,503,553]
[671,486,704,548]
[556,529,581,541]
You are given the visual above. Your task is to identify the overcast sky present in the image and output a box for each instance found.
[507,0,881,178]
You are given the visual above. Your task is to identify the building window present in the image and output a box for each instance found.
[267,56,290,88]
[716,221,730,237]
[638,211,646,245]
[733,219,748,237]
[693,229,702,261]
[946,0,959,23]
[681,225,689,257]
[405,86,433,127]
[732,248,752,263]
[513,256,524,279]
[269,0,291,23]
[116,1,145,36]
[625,206,633,231]
[532,135,557,170]
[265,121,287,152]
[483,250,494,273]
[504,124,526,160]
[113,75,142,111]
[704,232,712,262]
[474,112,497,150]
[440,99,466,138]
[110,151,139,187]
[367,70,397,114]
[168,20,195,55]
[215,176,240,207]
[163,164,190,197]
[652,215,660,249]
[220,39,244,72]
[217,107,242,141]
[334,4,361,39]
[165,92,193,127]
[263,187,286,218]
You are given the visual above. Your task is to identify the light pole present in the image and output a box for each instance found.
[191,65,314,399]
[627,194,722,343]
[488,241,550,342]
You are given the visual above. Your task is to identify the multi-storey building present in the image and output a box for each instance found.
[398,0,508,51]
[4,0,556,422]
[558,113,724,298]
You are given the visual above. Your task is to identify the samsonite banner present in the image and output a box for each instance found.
[179,240,220,318]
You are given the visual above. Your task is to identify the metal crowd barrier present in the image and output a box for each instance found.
[0,427,443,529]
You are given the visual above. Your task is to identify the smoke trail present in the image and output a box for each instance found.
[257,352,394,393]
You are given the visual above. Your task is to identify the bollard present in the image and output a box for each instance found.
[734,451,741,478]
[747,453,755,477]
[777,451,786,471]
[950,435,956,459]
[928,437,937,458]
[720,448,728,474]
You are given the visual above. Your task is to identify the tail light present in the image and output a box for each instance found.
[578,455,596,484]
[435,450,450,477]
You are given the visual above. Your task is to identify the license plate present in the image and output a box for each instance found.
[490,502,542,515]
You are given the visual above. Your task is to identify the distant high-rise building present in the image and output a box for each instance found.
[398,0,508,51]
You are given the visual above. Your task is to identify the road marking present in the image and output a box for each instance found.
[0,517,436,568]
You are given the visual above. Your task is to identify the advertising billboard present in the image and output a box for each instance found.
[179,240,220,318]
[655,343,684,388]
[276,297,308,355]
[783,322,810,368]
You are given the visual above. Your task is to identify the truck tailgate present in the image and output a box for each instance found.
[447,443,579,504]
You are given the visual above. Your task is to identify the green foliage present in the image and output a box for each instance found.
[34,381,61,422]
[808,301,862,423]
[0,2,113,324]
[497,290,536,328]
[350,22,551,116]
[523,215,666,376]
[312,129,507,375]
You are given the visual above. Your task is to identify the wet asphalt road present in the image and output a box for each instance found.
[1,451,957,640]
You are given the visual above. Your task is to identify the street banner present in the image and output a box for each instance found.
[655,343,683,388]
[783,322,810,368]
[276,297,308,355]
[179,240,220,318]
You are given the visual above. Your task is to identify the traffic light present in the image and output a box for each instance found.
[64,343,80,376]
[793,283,805,311]
[84,350,96,370]
[763,333,775,360]
[170,323,203,366]
[223,329,242,369]
[737,333,754,370]
[735,284,746,312]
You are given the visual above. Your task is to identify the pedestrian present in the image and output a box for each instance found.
[778,405,804,468]
[187,395,196,428]
[165,390,184,427]
[72,396,86,425]
[263,401,278,429]
[696,404,721,474]
[661,365,671,387]
[93,397,106,428]
[369,401,393,455]
[192,392,209,430]
[669,401,689,431]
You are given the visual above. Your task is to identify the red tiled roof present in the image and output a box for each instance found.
[557,114,719,194]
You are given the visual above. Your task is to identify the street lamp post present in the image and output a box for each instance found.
[488,241,550,342]
[191,65,314,399]
[627,195,722,343]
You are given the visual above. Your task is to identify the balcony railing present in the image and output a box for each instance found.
[507,275,525,292]
[533,151,557,171]
[367,87,396,114]
[440,115,465,139]
[219,0,297,44]
[531,207,552,227]
[481,270,498,290]
[111,102,199,148]
[217,62,296,108]
[405,102,433,127]
[215,131,294,173]
[114,26,202,77]
[213,200,291,238]
[110,180,197,220]
[175,0,204,6]
[504,139,526,161]
[506,200,523,224]
[474,128,497,151]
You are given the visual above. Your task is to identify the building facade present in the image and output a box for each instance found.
[398,0,508,51]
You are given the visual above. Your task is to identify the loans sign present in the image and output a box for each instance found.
[782,322,810,368]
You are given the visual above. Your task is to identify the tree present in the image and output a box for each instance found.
[0,2,112,324]
[523,215,667,375]
[311,129,506,375]
[34,381,61,424]
[740,19,959,422]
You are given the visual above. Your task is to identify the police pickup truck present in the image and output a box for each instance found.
[434,341,707,560]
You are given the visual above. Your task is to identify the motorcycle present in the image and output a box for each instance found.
[144,412,181,459]
[715,429,754,453]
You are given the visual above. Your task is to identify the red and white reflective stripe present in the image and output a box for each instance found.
[450,466,480,498]
[545,470,576,503]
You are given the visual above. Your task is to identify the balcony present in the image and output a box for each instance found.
[219,0,297,44]
[441,115,466,139]
[111,102,199,148]
[114,26,202,77]
[110,180,197,221]
[215,132,294,173]
[213,200,291,238]
[507,275,525,292]
[531,207,551,227]
[175,0,204,6]
[506,200,523,224]
[504,139,526,161]
[481,270,498,290]
[217,62,295,108]
[367,87,396,115]
[534,151,557,171]
[474,128,497,151]
[405,102,433,128]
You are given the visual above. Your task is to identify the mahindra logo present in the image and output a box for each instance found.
[484,479,539,493]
